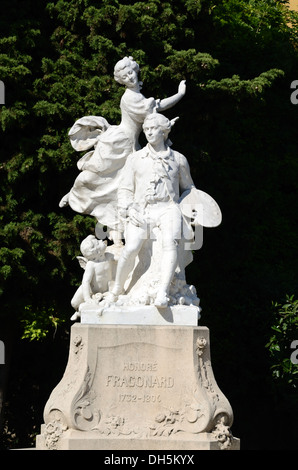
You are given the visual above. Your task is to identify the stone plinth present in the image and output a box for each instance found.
[80,304,200,326]
[36,320,240,450]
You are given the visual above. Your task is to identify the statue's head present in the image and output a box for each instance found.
[114,56,140,85]
[143,113,176,142]
[80,235,106,258]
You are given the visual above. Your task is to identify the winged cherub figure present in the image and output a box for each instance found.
[70,235,115,320]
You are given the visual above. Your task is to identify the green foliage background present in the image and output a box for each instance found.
[267,295,298,388]
[0,0,297,449]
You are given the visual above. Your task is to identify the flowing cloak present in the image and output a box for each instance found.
[66,89,156,230]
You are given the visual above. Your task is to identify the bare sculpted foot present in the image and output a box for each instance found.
[154,290,168,308]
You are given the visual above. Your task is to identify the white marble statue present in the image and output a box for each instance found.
[59,56,186,241]
[59,57,222,320]
[38,59,238,451]
[108,113,197,308]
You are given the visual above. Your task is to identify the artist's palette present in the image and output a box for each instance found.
[179,188,222,227]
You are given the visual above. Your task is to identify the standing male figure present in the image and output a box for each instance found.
[110,113,196,307]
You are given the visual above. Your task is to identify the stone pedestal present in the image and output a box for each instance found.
[36,315,239,450]
[80,304,200,326]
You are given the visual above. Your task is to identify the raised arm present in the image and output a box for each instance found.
[158,80,186,112]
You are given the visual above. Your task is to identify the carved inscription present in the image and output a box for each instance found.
[119,393,161,403]
[105,361,174,404]
[123,361,157,371]
[106,375,174,388]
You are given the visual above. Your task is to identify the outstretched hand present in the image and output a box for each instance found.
[178,80,186,96]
